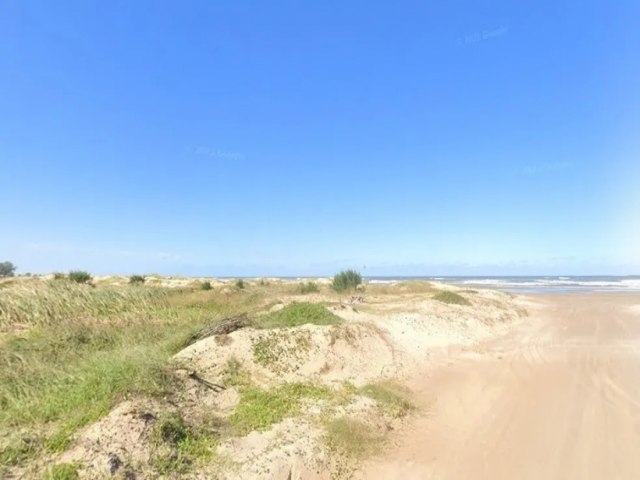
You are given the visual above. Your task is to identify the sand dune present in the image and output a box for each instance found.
[359,293,640,479]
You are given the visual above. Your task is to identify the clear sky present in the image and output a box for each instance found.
[1,1,639,276]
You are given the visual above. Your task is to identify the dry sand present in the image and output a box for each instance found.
[359,293,640,480]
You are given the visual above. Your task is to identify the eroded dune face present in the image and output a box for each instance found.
[57,287,527,479]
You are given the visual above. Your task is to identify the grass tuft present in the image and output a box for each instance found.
[44,463,79,480]
[67,271,92,284]
[325,417,382,459]
[296,281,320,294]
[151,411,220,475]
[359,381,415,418]
[129,275,145,285]
[331,270,362,292]
[432,290,471,306]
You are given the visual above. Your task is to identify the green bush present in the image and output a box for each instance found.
[200,281,212,291]
[129,275,145,285]
[53,272,66,280]
[297,281,320,294]
[68,271,92,284]
[432,291,471,306]
[235,279,245,289]
[258,302,341,328]
[331,270,362,292]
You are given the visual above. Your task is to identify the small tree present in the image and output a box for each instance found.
[331,270,362,292]
[68,270,92,284]
[0,261,16,277]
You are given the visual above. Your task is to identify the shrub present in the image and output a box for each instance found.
[235,279,245,289]
[53,272,66,280]
[200,281,212,291]
[297,281,320,294]
[258,302,342,328]
[0,261,16,278]
[432,291,471,306]
[129,275,145,285]
[68,271,92,284]
[331,270,362,292]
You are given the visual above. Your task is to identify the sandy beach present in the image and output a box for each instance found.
[359,292,640,479]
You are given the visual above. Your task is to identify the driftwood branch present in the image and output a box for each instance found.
[185,313,251,346]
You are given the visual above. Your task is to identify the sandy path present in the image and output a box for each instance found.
[359,293,640,480]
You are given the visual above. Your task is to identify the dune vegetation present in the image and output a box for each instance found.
[0,273,518,478]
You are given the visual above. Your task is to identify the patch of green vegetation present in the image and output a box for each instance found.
[0,282,259,470]
[151,412,220,475]
[331,270,362,292]
[221,357,251,387]
[325,417,383,459]
[44,462,79,480]
[52,272,66,281]
[235,279,245,289]
[129,275,145,285]
[359,381,415,418]
[200,280,212,291]
[258,302,341,329]
[432,290,471,306]
[296,281,320,294]
[67,271,92,284]
[252,330,311,373]
[0,437,39,467]
[230,383,332,435]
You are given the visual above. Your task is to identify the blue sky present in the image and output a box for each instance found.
[1,1,639,276]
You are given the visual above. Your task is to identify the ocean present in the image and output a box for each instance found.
[365,276,640,294]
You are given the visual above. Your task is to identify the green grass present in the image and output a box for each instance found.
[44,463,79,480]
[230,383,332,435]
[432,290,471,306]
[257,302,342,329]
[325,417,382,459]
[0,282,265,471]
[296,281,320,294]
[331,270,362,292]
[0,282,168,329]
[67,271,92,284]
[359,381,415,418]
[150,411,220,475]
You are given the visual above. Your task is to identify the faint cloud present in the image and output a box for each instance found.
[186,146,245,161]
[521,161,573,176]
[457,25,508,46]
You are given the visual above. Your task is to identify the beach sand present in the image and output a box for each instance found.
[358,293,640,479]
